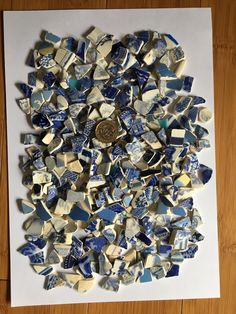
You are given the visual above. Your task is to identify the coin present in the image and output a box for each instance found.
[95,120,118,143]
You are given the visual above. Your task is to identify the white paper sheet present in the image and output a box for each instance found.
[4,8,220,307]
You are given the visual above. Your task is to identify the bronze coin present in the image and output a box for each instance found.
[95,120,118,143]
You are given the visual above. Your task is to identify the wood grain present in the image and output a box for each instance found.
[0,0,236,313]
[107,0,201,8]
[0,11,9,281]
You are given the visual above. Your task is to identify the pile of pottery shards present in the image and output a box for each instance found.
[17,26,213,293]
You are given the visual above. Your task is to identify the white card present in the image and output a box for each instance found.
[4,8,220,307]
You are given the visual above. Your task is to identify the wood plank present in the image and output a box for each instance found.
[0,12,10,280]
[11,0,106,10]
[107,0,201,8]
[0,0,12,10]
[88,300,182,314]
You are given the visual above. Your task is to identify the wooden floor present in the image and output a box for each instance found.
[0,0,236,313]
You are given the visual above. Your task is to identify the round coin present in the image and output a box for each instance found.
[95,120,118,143]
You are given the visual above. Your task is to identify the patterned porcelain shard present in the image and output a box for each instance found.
[17,25,213,294]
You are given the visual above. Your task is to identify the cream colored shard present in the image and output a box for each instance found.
[93,150,102,165]
[105,244,122,257]
[49,64,61,76]
[141,131,162,149]
[143,48,156,65]
[45,156,56,171]
[112,259,129,274]
[77,277,96,293]
[18,98,31,114]
[54,198,73,216]
[54,244,71,257]
[57,95,68,110]
[42,131,55,145]
[46,249,62,264]
[161,261,171,272]
[87,86,105,106]
[60,80,69,89]
[64,152,77,163]
[96,57,108,69]
[146,116,161,130]
[88,108,101,120]
[178,187,195,199]
[144,254,161,268]
[33,49,41,69]
[135,161,148,171]
[134,99,153,116]
[123,54,137,71]
[64,117,76,133]
[32,264,53,275]
[99,103,115,118]
[25,218,44,236]
[60,273,83,287]
[26,146,38,157]
[47,137,63,154]
[159,51,171,67]
[77,196,92,213]
[39,43,54,56]
[54,48,76,70]
[64,221,78,233]
[124,248,136,264]
[191,208,203,229]
[92,230,101,237]
[198,107,212,123]
[97,162,111,175]
[163,34,177,49]
[87,26,106,45]
[42,182,53,194]
[74,64,92,80]
[93,65,110,80]
[51,217,68,232]
[45,273,65,290]
[54,166,66,177]
[174,174,191,187]
[87,193,94,207]
[142,89,159,102]
[174,59,186,77]
[67,160,83,173]
[189,173,204,189]
[32,171,52,184]
[67,190,85,202]
[56,153,67,168]
[86,175,106,189]
[125,218,140,238]
[97,38,113,57]
[43,221,55,237]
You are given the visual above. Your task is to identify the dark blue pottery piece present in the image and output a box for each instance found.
[18,242,37,256]
[85,236,108,253]
[198,164,213,184]
[166,264,179,277]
